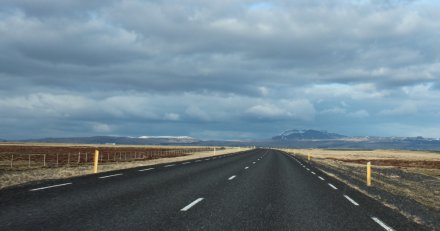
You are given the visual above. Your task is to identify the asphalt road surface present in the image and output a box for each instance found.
[0,149,425,230]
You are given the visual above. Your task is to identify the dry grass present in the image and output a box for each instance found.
[0,147,251,190]
[283,148,440,161]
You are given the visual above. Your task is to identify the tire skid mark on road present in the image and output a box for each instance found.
[29,182,72,192]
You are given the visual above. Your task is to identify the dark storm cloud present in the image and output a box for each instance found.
[1,0,439,139]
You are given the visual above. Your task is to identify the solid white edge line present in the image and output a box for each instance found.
[138,168,154,172]
[371,217,395,231]
[343,195,359,206]
[181,198,204,211]
[228,175,236,180]
[328,183,338,190]
[318,176,325,181]
[99,173,123,179]
[29,182,72,191]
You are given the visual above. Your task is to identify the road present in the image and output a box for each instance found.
[0,149,424,230]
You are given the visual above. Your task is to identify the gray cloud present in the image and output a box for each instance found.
[1,0,439,139]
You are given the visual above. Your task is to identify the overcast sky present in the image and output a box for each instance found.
[1,0,440,140]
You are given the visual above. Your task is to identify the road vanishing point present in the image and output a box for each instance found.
[0,149,424,230]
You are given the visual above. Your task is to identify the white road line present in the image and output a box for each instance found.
[328,183,338,190]
[182,162,190,165]
[205,158,210,160]
[245,166,249,169]
[99,173,123,179]
[252,162,256,164]
[318,176,325,181]
[29,182,72,192]
[306,168,310,171]
[164,164,175,167]
[138,168,154,172]
[228,175,236,180]
[311,171,316,175]
[195,160,201,162]
[181,198,204,211]
[371,217,395,231]
[344,195,359,206]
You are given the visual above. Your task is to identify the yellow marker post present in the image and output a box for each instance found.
[94,149,99,174]
[367,161,372,186]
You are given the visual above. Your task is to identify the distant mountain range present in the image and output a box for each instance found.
[11,136,199,145]
[2,129,440,151]
[272,129,346,140]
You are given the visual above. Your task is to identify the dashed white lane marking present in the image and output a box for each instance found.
[164,164,175,167]
[371,217,395,231]
[138,168,154,172]
[181,198,204,211]
[343,195,359,206]
[318,176,325,181]
[228,175,236,180]
[245,166,249,169]
[99,173,123,179]
[311,171,316,175]
[306,168,310,171]
[252,162,256,164]
[328,183,338,190]
[29,182,72,191]
[182,162,190,165]
[195,160,201,162]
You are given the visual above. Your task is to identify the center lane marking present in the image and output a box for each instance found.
[99,173,123,179]
[371,217,395,231]
[138,168,154,172]
[181,198,204,211]
[344,195,359,206]
[228,175,236,180]
[29,182,72,192]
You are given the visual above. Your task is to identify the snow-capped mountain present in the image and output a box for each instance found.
[272,129,346,140]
